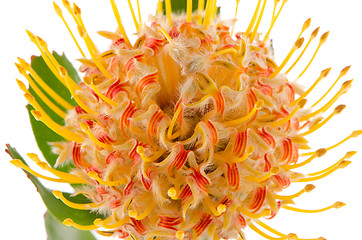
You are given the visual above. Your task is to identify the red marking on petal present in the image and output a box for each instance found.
[265,201,282,220]
[192,214,213,236]
[255,127,276,148]
[169,145,190,171]
[263,153,272,172]
[233,131,248,157]
[257,80,273,97]
[72,142,89,169]
[274,174,291,189]
[105,151,123,164]
[179,184,192,202]
[281,138,298,164]
[249,187,267,213]
[75,105,87,114]
[115,229,130,239]
[237,214,247,228]
[130,218,147,235]
[135,72,159,97]
[144,37,164,55]
[120,101,138,137]
[123,179,136,195]
[205,120,218,147]
[190,168,211,193]
[106,79,129,100]
[158,216,182,231]
[226,163,240,191]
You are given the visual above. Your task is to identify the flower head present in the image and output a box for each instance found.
[9,0,359,239]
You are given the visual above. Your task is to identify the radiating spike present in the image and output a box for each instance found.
[297,32,329,80]
[286,27,320,74]
[268,38,305,79]
[109,0,132,47]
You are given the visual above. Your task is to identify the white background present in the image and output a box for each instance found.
[0,0,361,239]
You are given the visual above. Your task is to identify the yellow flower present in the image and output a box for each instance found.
[7,0,361,239]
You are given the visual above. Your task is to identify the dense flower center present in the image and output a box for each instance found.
[11,1,358,240]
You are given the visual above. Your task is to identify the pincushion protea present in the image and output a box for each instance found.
[7,0,360,239]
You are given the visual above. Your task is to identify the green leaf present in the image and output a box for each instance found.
[162,0,207,14]
[45,211,96,240]
[28,52,80,171]
[6,145,106,226]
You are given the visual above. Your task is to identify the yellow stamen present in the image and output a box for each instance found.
[283,201,345,213]
[167,187,178,200]
[126,0,140,30]
[157,0,163,16]
[297,32,329,80]
[204,195,223,216]
[296,160,351,182]
[37,36,81,91]
[97,31,122,41]
[283,148,326,170]
[26,31,67,88]
[231,0,241,36]
[128,200,156,220]
[158,27,172,44]
[58,65,98,116]
[237,38,247,68]
[301,131,360,156]
[210,47,239,59]
[203,0,214,28]
[238,207,271,219]
[229,146,254,163]
[223,100,263,127]
[244,167,280,183]
[165,0,172,26]
[270,99,307,128]
[109,0,132,47]
[248,223,289,240]
[95,216,130,229]
[25,93,83,142]
[16,60,73,110]
[263,0,289,42]
[307,151,355,177]
[275,184,315,200]
[83,76,118,107]
[211,0,218,21]
[136,146,166,163]
[77,26,113,79]
[27,153,87,184]
[245,0,263,36]
[249,0,268,43]
[301,105,345,136]
[268,37,305,79]
[10,159,74,183]
[187,0,193,23]
[53,2,86,58]
[62,0,81,26]
[254,219,286,237]
[88,171,127,186]
[53,190,100,210]
[197,0,205,24]
[286,27,320,74]
[300,80,352,122]
[311,66,351,107]
[167,103,183,139]
[96,230,114,237]
[176,230,185,240]
[79,122,113,150]
[63,218,99,231]
[136,0,142,24]
[290,68,331,106]
[16,79,66,119]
